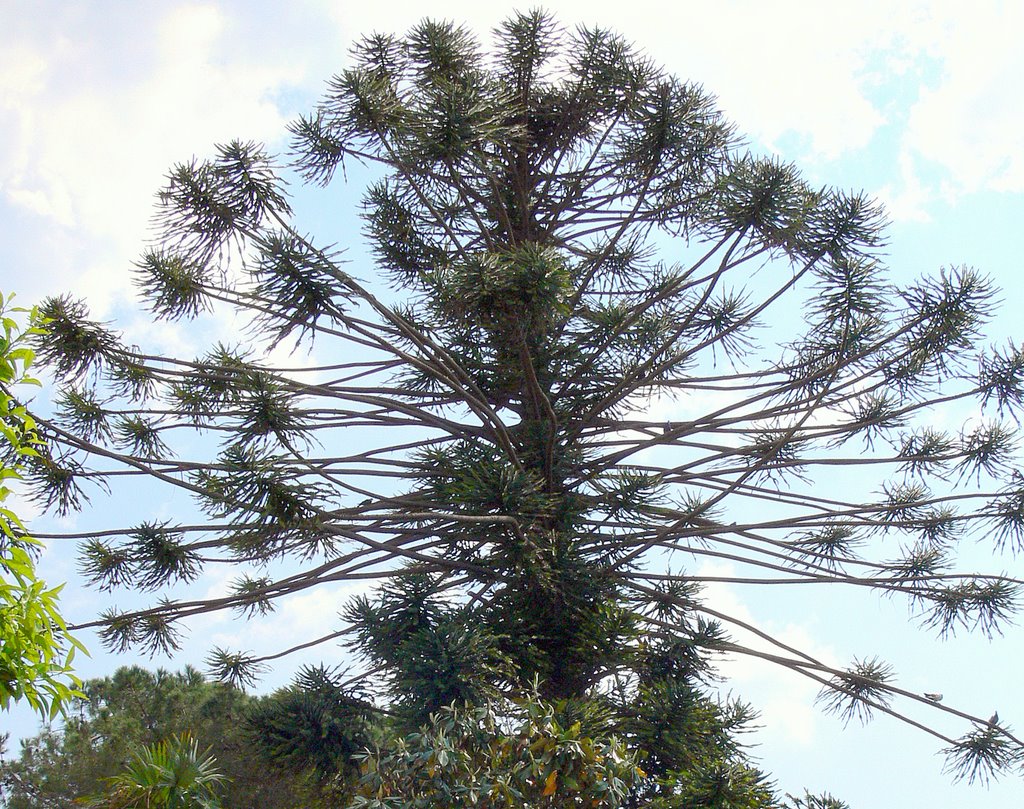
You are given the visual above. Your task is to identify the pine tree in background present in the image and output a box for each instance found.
[0,667,309,809]
[22,10,1024,802]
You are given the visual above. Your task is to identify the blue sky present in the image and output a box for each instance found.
[2,1,1024,806]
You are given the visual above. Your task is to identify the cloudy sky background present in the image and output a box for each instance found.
[3,1,1024,806]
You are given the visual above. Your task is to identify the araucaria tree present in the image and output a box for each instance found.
[24,11,1024,803]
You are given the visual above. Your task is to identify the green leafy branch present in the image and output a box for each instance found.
[0,291,86,718]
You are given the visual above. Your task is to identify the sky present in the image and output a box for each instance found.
[2,1,1024,806]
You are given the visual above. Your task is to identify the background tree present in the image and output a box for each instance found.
[0,292,83,720]
[0,666,308,809]
[81,732,224,809]
[21,9,1024,800]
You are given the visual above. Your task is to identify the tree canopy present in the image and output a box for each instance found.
[0,666,308,808]
[20,10,1024,800]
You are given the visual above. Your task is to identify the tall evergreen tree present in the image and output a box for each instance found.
[22,11,1024,801]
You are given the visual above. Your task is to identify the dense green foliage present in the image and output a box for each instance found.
[0,666,307,808]
[20,9,1024,802]
[345,697,646,809]
[81,732,225,809]
[245,629,776,806]
[0,292,83,718]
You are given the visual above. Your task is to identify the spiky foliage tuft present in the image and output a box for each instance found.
[245,665,374,781]
[815,657,896,726]
[942,720,1024,786]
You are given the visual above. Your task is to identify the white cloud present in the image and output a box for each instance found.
[0,42,49,99]
[6,185,74,225]
[0,43,49,186]
[902,4,1024,195]
[198,576,371,684]
[760,694,818,745]
[875,153,934,224]
[0,4,307,314]
[696,561,842,746]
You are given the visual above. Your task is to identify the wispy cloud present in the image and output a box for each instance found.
[0,4,306,312]
[902,4,1024,196]
[698,561,840,746]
